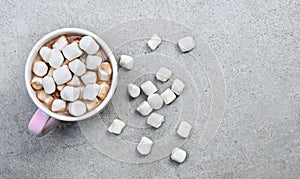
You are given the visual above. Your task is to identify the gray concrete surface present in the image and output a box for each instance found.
[0,0,299,178]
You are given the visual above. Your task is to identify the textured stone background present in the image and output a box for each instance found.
[0,0,299,178]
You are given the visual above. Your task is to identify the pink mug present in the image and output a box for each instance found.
[25,28,118,136]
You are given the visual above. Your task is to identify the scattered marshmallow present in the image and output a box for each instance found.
[68,100,87,117]
[42,76,56,94]
[36,90,53,106]
[79,36,99,55]
[81,71,97,85]
[108,119,126,135]
[177,121,192,138]
[147,93,163,110]
[178,36,195,52]
[127,83,140,98]
[147,113,164,128]
[171,79,185,95]
[86,55,103,70]
[161,88,176,105]
[141,81,158,96]
[51,99,66,112]
[39,46,51,62]
[97,82,110,100]
[52,35,68,50]
[60,86,80,102]
[136,101,153,116]
[156,67,172,82]
[48,49,64,69]
[137,136,153,155]
[62,42,83,61]
[31,76,43,90]
[68,59,86,76]
[98,70,110,81]
[33,61,48,77]
[83,84,101,101]
[119,55,134,70]
[85,98,100,111]
[147,34,161,50]
[170,148,187,164]
[53,65,72,85]
[66,75,82,87]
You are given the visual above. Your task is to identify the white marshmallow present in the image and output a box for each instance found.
[62,42,83,61]
[60,86,80,102]
[53,65,72,85]
[127,83,140,98]
[33,61,48,77]
[42,76,56,94]
[147,93,163,110]
[83,84,101,101]
[137,136,153,155]
[80,71,97,85]
[136,101,153,116]
[170,148,187,164]
[39,46,51,62]
[171,79,185,95]
[140,81,158,96]
[156,67,172,82]
[178,36,195,52]
[97,82,110,100]
[31,76,43,90]
[85,98,100,111]
[160,88,176,105]
[48,49,64,69]
[79,36,99,55]
[119,55,134,70]
[86,55,103,70]
[177,121,192,138]
[98,70,110,81]
[99,62,112,75]
[107,119,126,135]
[147,34,161,50]
[52,35,68,50]
[68,59,86,76]
[147,113,164,128]
[36,90,53,106]
[68,101,87,117]
[51,99,66,112]
[66,75,82,87]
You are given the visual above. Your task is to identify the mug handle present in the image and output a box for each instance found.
[28,109,60,136]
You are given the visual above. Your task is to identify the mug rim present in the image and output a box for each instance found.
[25,28,118,121]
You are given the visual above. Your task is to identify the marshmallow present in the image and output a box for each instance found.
[147,93,163,110]
[79,36,99,55]
[170,148,187,164]
[52,35,68,50]
[66,75,82,87]
[85,98,100,111]
[86,55,103,70]
[33,61,48,77]
[62,42,83,61]
[83,84,101,101]
[97,82,110,100]
[53,65,72,85]
[141,81,158,96]
[119,55,134,70]
[48,49,64,69]
[147,113,164,128]
[177,121,192,138]
[171,79,185,95]
[99,62,112,75]
[68,101,87,117]
[147,34,161,50]
[127,83,140,98]
[68,59,86,76]
[98,70,110,81]
[178,36,195,52]
[137,136,153,155]
[36,90,53,106]
[42,76,56,94]
[51,99,66,112]
[160,88,176,105]
[136,101,153,116]
[107,119,126,135]
[60,86,80,102]
[57,85,65,91]
[31,76,43,90]
[39,46,51,62]
[81,71,97,85]
[156,67,172,82]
